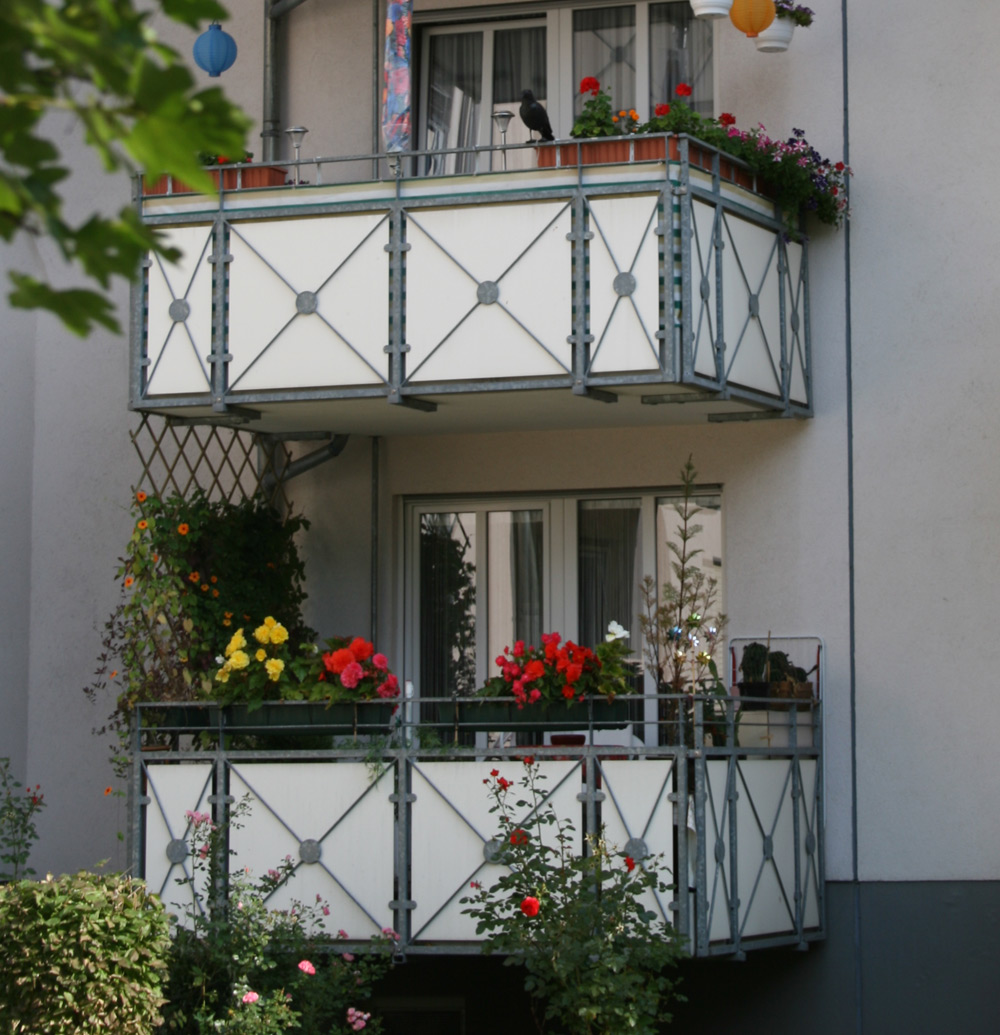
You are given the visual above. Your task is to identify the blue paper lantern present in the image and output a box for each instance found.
[193,23,237,77]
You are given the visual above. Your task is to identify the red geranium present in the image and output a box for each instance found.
[675,82,693,97]
[579,76,600,96]
[318,636,399,700]
[655,103,670,117]
[719,112,736,126]
[520,896,540,917]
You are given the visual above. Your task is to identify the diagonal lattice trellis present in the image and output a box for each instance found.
[130,413,294,512]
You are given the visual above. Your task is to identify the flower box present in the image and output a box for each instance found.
[454,696,637,732]
[143,165,288,196]
[137,700,396,735]
[535,137,753,190]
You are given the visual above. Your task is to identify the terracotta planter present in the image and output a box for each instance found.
[143,165,288,196]
[536,136,754,191]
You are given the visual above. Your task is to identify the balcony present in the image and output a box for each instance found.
[133,137,812,436]
[133,690,824,959]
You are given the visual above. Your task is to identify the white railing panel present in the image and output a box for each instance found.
[722,214,781,397]
[704,758,735,943]
[145,226,214,396]
[785,240,809,405]
[409,760,581,943]
[599,759,678,925]
[229,763,394,938]
[404,202,572,383]
[227,215,389,391]
[691,198,719,380]
[798,760,821,930]
[589,195,663,374]
[143,762,213,921]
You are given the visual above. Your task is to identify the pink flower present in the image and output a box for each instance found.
[382,927,400,940]
[242,991,259,1004]
[372,653,388,670]
[342,952,355,962]
[298,959,316,975]
[340,661,364,689]
[323,905,330,915]
[338,929,349,938]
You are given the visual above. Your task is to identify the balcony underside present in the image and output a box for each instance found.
[135,144,811,435]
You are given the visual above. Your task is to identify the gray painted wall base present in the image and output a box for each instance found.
[671,880,1000,1034]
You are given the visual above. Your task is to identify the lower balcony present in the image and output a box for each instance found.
[133,137,811,435]
[133,694,824,960]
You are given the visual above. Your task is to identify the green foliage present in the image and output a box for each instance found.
[86,491,312,755]
[463,762,685,1034]
[0,871,171,1034]
[0,0,251,334]
[163,800,394,1034]
[774,0,815,27]
[571,77,638,138]
[0,758,45,879]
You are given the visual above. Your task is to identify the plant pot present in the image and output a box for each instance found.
[142,166,288,196]
[536,137,754,191]
[455,696,636,732]
[755,17,796,52]
[225,700,396,733]
[736,682,771,712]
[768,680,814,712]
[689,0,734,17]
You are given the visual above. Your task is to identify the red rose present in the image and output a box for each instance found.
[520,896,540,917]
[675,82,692,97]
[625,856,635,871]
[655,103,670,117]
[510,828,529,845]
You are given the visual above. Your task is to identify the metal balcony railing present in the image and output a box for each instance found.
[132,692,824,958]
[132,135,811,431]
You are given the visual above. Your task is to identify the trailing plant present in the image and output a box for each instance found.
[0,757,45,879]
[475,621,634,709]
[774,0,815,26]
[0,871,172,1033]
[462,760,684,1034]
[86,490,312,754]
[164,800,395,1034]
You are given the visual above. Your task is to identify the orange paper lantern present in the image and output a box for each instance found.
[729,0,776,37]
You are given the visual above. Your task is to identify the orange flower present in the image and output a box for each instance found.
[104,787,113,796]
[109,670,118,679]
[135,491,147,503]
[612,115,619,122]
[212,589,220,598]
[629,109,638,120]
[177,523,189,535]
[188,571,200,583]
[124,576,134,588]
[201,584,209,592]
[137,520,148,531]
[210,575,218,584]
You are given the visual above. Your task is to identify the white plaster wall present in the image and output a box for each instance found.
[847,0,1000,880]
[0,237,38,778]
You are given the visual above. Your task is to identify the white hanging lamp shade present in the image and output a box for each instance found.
[690,0,735,19]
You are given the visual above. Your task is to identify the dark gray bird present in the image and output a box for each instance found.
[519,90,554,142]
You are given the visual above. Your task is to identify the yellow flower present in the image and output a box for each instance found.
[254,623,271,644]
[225,630,247,657]
[269,623,289,645]
[264,616,277,628]
[228,650,250,671]
[265,658,285,682]
[216,668,230,684]
[255,648,267,662]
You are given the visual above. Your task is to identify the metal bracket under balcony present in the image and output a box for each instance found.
[132,138,812,435]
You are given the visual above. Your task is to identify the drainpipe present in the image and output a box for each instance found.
[262,0,281,161]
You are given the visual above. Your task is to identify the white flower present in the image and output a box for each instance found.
[605,620,628,642]
[215,655,225,665]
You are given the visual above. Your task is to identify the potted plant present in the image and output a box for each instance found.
[143,151,287,195]
[463,621,636,730]
[537,77,642,167]
[736,639,815,710]
[756,1,814,52]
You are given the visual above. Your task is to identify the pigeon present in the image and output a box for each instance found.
[519,90,554,142]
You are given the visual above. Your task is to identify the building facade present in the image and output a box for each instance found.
[2,1,1000,1031]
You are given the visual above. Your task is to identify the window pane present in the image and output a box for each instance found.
[491,26,548,165]
[578,499,641,649]
[649,2,713,116]
[419,512,477,696]
[573,6,636,116]
[488,510,544,663]
[423,32,483,174]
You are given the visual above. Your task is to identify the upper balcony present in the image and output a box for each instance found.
[133,136,811,436]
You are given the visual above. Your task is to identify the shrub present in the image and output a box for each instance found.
[0,871,171,1033]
